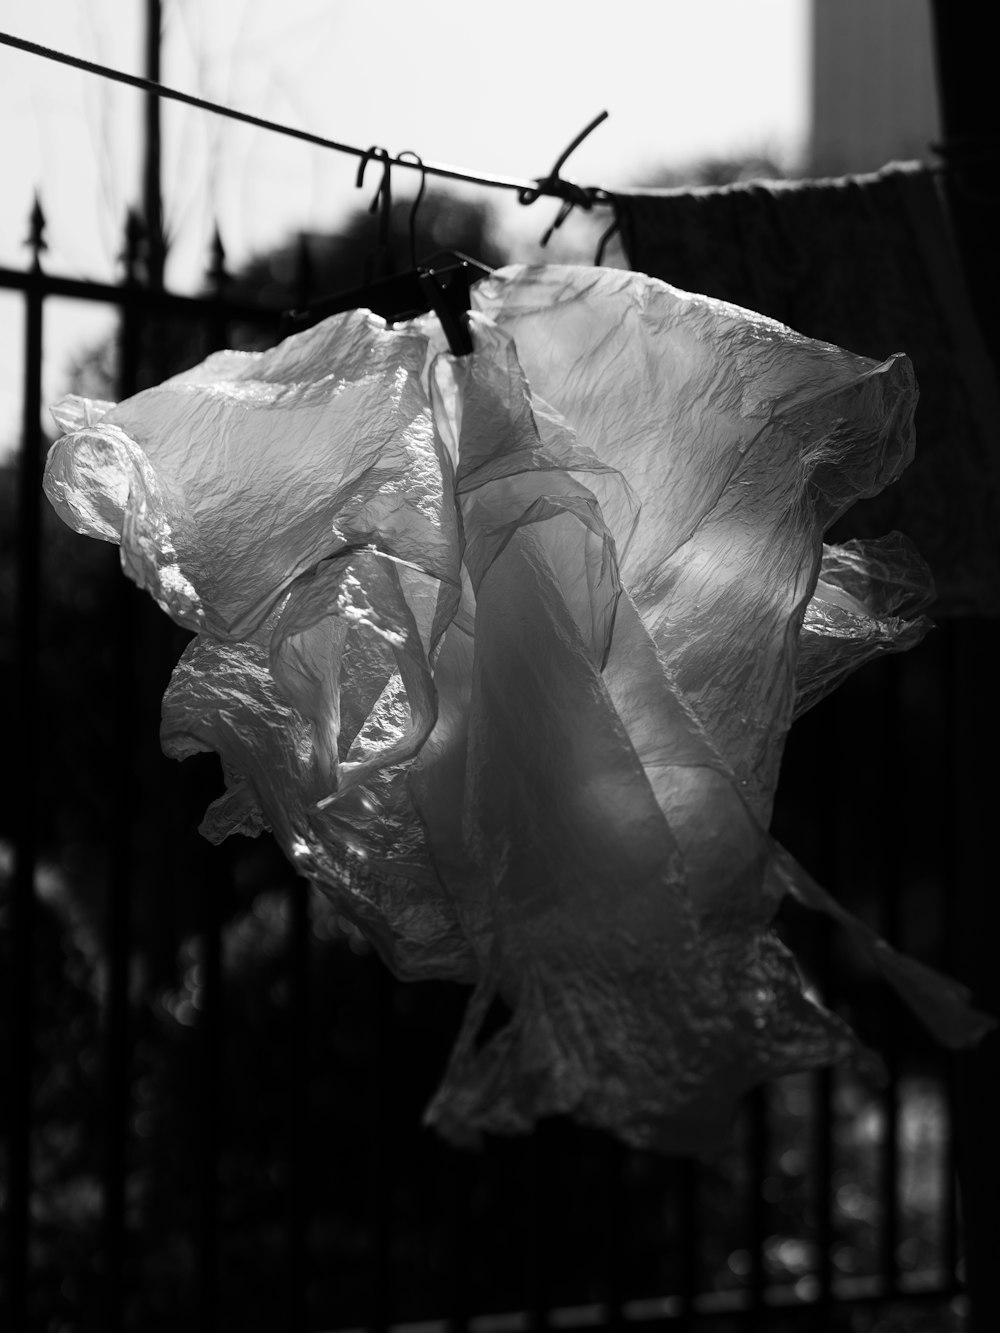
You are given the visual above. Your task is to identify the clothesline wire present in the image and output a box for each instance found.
[0,30,611,207]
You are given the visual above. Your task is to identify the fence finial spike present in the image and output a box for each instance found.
[294,231,313,309]
[25,192,47,264]
[207,224,227,289]
[121,206,145,279]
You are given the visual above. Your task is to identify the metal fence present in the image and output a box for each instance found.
[2,201,994,1333]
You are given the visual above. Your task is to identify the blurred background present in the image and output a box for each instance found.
[4,4,990,1333]
[0,0,944,457]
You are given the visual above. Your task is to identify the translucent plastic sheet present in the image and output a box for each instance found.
[44,264,994,1154]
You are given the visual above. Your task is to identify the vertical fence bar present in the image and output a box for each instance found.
[529,1122,554,1329]
[295,233,314,314]
[938,629,961,1294]
[101,211,144,1333]
[370,963,394,1333]
[746,1086,769,1329]
[812,683,845,1332]
[811,1063,834,1329]
[601,1140,625,1329]
[287,877,311,1330]
[676,1155,699,1323]
[6,193,47,1330]
[949,620,1000,1333]
[448,1143,473,1333]
[206,227,228,351]
[877,660,901,1304]
[194,227,229,1333]
[195,860,222,1331]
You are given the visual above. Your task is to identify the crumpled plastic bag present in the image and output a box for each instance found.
[43,264,995,1154]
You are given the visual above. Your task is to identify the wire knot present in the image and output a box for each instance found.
[517,111,609,209]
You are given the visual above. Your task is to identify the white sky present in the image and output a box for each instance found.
[0,0,809,451]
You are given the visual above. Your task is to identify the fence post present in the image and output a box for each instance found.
[98,207,146,1333]
[190,222,229,1333]
[950,624,1000,1333]
[929,8,1000,1330]
[6,190,47,1331]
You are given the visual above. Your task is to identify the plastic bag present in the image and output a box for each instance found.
[44,264,994,1154]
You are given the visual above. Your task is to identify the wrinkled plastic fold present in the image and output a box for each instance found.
[43,264,994,1155]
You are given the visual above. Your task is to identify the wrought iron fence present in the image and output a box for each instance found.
[1,199,993,1333]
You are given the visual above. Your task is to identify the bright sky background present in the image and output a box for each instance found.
[0,0,809,452]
